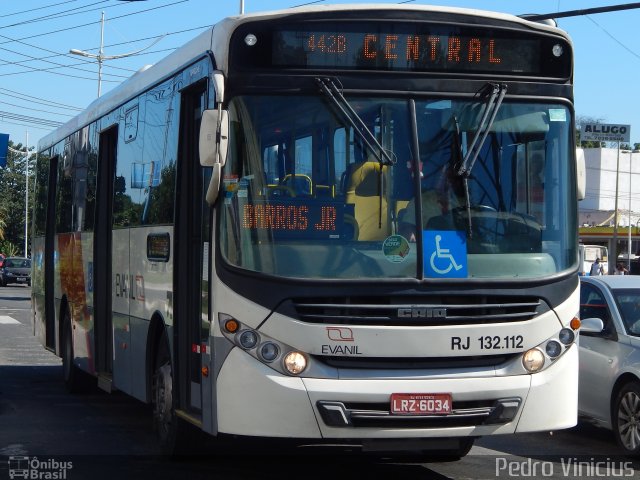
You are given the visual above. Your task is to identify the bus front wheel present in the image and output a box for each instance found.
[152,331,194,455]
[152,333,177,454]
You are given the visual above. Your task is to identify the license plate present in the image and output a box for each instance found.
[17,277,26,281]
[390,393,452,415]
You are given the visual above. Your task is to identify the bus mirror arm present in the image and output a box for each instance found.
[200,108,229,205]
[205,164,222,205]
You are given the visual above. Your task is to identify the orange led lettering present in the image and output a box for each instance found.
[243,205,255,228]
[427,36,440,61]
[468,38,481,63]
[406,35,419,60]
[298,206,309,230]
[317,35,326,52]
[447,37,461,62]
[275,205,287,229]
[314,207,336,231]
[243,204,310,231]
[364,34,377,59]
[384,35,398,60]
[489,39,502,63]
[328,35,347,53]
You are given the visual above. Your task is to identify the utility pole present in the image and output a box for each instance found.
[613,144,620,272]
[70,12,165,98]
[24,131,29,258]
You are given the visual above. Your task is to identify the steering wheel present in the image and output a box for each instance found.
[267,185,296,199]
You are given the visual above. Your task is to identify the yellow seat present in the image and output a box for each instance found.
[345,161,389,241]
[282,174,312,196]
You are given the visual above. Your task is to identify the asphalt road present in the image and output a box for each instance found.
[1,286,639,480]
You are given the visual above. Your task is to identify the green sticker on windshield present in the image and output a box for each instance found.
[549,109,566,122]
[382,235,410,263]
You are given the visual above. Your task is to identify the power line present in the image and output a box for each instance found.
[585,15,640,62]
[0,118,55,132]
[3,0,81,18]
[0,26,208,73]
[0,45,130,79]
[0,99,75,117]
[0,88,82,110]
[0,110,63,128]
[0,0,189,46]
[0,1,111,30]
[0,62,121,82]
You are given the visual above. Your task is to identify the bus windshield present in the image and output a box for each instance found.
[220,93,575,280]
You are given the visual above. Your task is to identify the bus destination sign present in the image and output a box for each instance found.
[268,23,569,77]
[241,201,345,240]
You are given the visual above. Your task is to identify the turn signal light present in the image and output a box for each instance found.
[224,318,240,333]
[570,317,581,330]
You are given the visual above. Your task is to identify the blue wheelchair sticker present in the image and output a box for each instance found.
[423,230,467,278]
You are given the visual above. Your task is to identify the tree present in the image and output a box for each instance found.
[576,115,606,148]
[0,140,35,256]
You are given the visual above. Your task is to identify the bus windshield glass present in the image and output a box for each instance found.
[220,94,575,280]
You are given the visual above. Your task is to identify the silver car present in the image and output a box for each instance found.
[579,275,640,455]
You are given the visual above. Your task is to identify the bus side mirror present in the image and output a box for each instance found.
[199,109,229,204]
[576,148,586,200]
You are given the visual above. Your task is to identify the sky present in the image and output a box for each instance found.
[1,0,639,150]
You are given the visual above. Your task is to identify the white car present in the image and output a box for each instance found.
[579,275,640,455]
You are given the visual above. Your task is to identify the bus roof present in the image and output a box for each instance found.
[38,4,569,152]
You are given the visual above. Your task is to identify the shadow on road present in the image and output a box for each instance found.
[0,365,454,479]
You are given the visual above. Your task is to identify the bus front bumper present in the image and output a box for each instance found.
[215,345,577,439]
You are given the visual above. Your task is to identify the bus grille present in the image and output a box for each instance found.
[317,398,521,428]
[288,295,543,326]
[316,354,519,370]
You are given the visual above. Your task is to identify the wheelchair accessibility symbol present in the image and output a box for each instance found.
[423,230,467,278]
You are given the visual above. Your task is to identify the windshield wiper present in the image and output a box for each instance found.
[457,83,507,178]
[316,77,396,167]
[455,83,507,237]
[317,77,396,230]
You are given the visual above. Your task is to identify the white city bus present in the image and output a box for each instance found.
[33,5,583,457]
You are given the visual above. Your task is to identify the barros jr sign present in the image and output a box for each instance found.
[581,123,631,143]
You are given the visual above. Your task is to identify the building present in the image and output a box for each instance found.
[579,148,640,273]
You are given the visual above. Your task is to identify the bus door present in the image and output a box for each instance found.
[94,126,117,382]
[174,80,212,424]
[44,156,59,351]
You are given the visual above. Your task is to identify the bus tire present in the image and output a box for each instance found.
[152,331,192,456]
[62,310,89,393]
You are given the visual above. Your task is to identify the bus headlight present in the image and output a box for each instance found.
[238,330,259,349]
[259,342,279,362]
[522,348,545,372]
[284,351,307,375]
[558,328,575,345]
[545,340,562,358]
[218,313,309,376]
